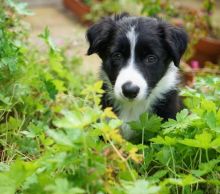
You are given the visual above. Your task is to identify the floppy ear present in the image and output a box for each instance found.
[159,22,188,66]
[86,17,115,58]
[86,13,129,58]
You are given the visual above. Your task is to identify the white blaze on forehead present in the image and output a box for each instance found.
[114,26,148,101]
[126,27,136,65]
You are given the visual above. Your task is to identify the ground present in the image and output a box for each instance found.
[24,5,101,75]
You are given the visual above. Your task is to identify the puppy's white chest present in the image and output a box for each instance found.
[119,102,147,140]
[119,103,145,122]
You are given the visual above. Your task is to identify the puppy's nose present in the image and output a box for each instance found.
[122,82,140,99]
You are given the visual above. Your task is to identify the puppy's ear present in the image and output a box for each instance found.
[86,17,115,57]
[159,22,188,66]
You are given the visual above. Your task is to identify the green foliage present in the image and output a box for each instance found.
[6,0,33,15]
[85,0,141,22]
[0,1,220,194]
[162,109,199,134]
[130,75,220,193]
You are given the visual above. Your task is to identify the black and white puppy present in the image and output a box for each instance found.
[86,13,188,140]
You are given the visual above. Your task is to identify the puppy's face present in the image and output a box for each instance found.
[87,14,187,103]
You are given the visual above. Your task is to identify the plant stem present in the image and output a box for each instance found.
[142,127,145,162]
[109,140,136,181]
[205,149,209,162]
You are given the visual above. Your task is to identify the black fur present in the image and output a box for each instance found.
[153,90,184,120]
[86,13,188,122]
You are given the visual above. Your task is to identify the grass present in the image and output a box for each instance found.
[0,1,220,194]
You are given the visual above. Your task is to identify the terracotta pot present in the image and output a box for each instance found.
[190,37,220,66]
[63,0,90,23]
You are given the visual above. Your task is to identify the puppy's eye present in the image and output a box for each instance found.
[145,55,158,64]
[111,52,122,60]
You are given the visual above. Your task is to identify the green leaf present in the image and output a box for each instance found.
[128,112,162,132]
[151,136,177,146]
[52,79,67,92]
[6,0,34,15]
[129,121,142,131]
[210,137,220,148]
[0,174,16,194]
[45,178,85,194]
[204,111,220,132]
[163,174,204,187]
[191,159,220,177]
[179,131,213,149]
[108,119,122,129]
[162,109,199,134]
[176,109,188,121]
[47,129,73,147]
[53,108,100,129]
[143,114,162,132]
[119,169,138,181]
[148,170,168,181]
[201,99,216,113]
[205,111,216,129]
[0,93,11,105]
[0,161,37,194]
[44,79,58,100]
[39,27,57,51]
[1,57,17,72]
[155,147,172,165]
[123,179,161,194]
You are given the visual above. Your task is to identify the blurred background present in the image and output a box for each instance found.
[21,0,220,84]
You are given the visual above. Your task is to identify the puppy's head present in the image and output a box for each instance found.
[86,14,188,103]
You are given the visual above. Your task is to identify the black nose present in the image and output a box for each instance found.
[122,82,140,99]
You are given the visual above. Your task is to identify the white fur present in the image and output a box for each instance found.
[119,62,179,140]
[114,27,148,102]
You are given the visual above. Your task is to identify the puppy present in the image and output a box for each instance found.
[86,13,188,140]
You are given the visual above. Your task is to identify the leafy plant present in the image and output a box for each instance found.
[0,1,219,194]
[130,75,220,193]
[85,0,141,22]
[202,0,220,38]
